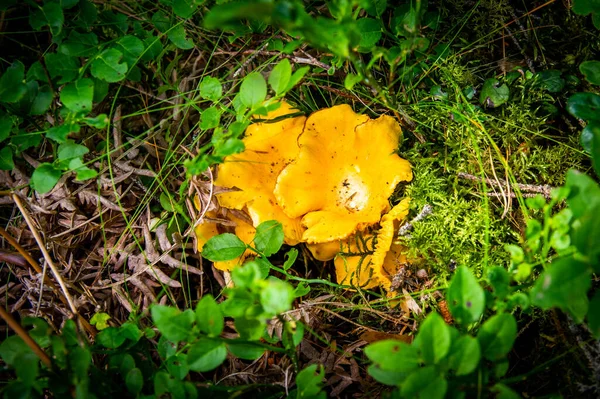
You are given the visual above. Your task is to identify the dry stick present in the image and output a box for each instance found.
[457,172,554,199]
[0,306,52,368]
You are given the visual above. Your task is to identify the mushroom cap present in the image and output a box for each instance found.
[215,102,306,245]
[334,198,411,290]
[307,240,341,261]
[274,104,412,244]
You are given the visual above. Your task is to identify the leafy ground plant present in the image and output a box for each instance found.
[1,0,600,398]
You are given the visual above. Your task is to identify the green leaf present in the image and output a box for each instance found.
[90,312,111,330]
[29,2,64,36]
[45,53,79,84]
[479,78,509,108]
[166,353,189,380]
[125,368,143,395]
[199,76,223,102]
[283,248,298,271]
[0,113,12,142]
[226,341,265,360]
[31,163,62,194]
[488,266,511,300]
[240,72,267,109]
[447,266,485,325]
[260,278,294,315]
[60,78,94,114]
[231,261,263,288]
[572,0,600,15]
[77,0,98,27]
[285,66,310,91]
[414,312,451,365]
[167,25,195,49]
[83,114,109,129]
[0,336,33,366]
[448,335,481,376]
[151,306,195,342]
[30,85,53,115]
[491,384,522,399]
[15,351,40,385]
[254,220,284,256]
[0,61,27,103]
[401,366,447,399]
[195,294,224,337]
[58,31,99,57]
[91,49,128,83]
[565,170,600,218]
[0,147,14,170]
[477,313,517,361]
[202,233,247,261]
[567,92,600,122]
[580,61,600,85]
[46,123,79,144]
[531,257,592,323]
[117,35,145,69]
[97,327,128,348]
[295,364,326,399]
[588,291,600,339]
[172,0,201,18]
[356,18,382,52]
[58,141,89,161]
[533,70,565,93]
[187,339,227,372]
[200,106,221,130]
[268,59,292,96]
[344,73,363,90]
[364,339,420,373]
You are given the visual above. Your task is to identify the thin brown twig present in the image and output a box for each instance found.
[458,172,554,198]
[0,306,52,368]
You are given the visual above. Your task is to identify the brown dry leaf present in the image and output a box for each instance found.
[359,331,413,344]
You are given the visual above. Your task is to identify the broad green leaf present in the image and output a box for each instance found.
[487,266,511,300]
[187,339,227,372]
[344,73,363,90]
[195,294,224,337]
[125,368,143,395]
[11,131,42,152]
[234,317,264,341]
[172,0,201,18]
[447,266,485,325]
[254,220,284,256]
[360,0,387,17]
[531,257,591,322]
[565,170,600,218]
[77,0,98,27]
[479,78,509,108]
[0,113,11,142]
[0,147,14,170]
[240,72,267,108]
[202,233,246,261]
[167,25,194,50]
[151,305,195,342]
[260,278,294,315]
[477,313,517,360]
[448,335,481,376]
[580,60,600,85]
[253,257,272,279]
[572,0,600,15]
[588,291,600,338]
[60,78,94,114]
[295,364,326,399]
[0,61,27,103]
[200,106,221,130]
[533,70,565,93]
[226,341,265,360]
[268,59,292,96]
[90,312,111,330]
[231,261,263,288]
[58,31,99,57]
[199,76,223,102]
[214,138,244,157]
[31,163,62,194]
[47,123,80,143]
[401,366,447,399]
[285,66,310,92]
[58,141,89,160]
[45,53,79,84]
[580,121,600,153]
[165,353,189,380]
[15,352,39,385]
[30,85,53,115]
[29,2,63,36]
[91,49,128,83]
[367,365,406,386]
[117,35,145,70]
[414,312,451,364]
[364,339,420,372]
[356,18,382,52]
[0,336,32,366]
[97,327,128,348]
[141,34,164,61]
[567,92,600,122]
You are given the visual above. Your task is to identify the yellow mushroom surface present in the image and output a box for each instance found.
[215,102,306,244]
[274,104,413,244]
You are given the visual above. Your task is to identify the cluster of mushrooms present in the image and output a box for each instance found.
[195,102,413,292]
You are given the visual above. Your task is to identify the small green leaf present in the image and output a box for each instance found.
[488,266,511,300]
[415,312,451,365]
[58,141,89,161]
[531,257,591,322]
[240,72,267,109]
[187,339,227,372]
[260,278,294,316]
[295,364,326,399]
[97,327,128,348]
[91,49,128,83]
[477,313,517,360]
[172,0,200,18]
[46,124,79,143]
[0,147,14,170]
[572,0,600,15]
[0,61,27,103]
[0,113,12,142]
[285,66,310,92]
[60,78,94,114]
[401,366,447,399]
[29,2,64,36]
[196,294,224,337]
[45,53,79,84]
[580,61,600,85]
[90,312,111,330]
[588,291,600,339]
[268,59,292,96]
[151,306,195,343]
[167,25,194,49]
[15,352,40,385]
[364,339,420,372]
[448,335,481,376]
[283,248,298,271]
[447,266,485,325]
[567,92,600,122]
[30,85,53,115]
[344,73,363,90]
[199,76,223,102]
[125,368,143,395]
[202,233,247,261]
[479,78,509,108]
[31,163,62,194]
[0,336,33,366]
[491,384,522,399]
[83,114,109,129]
[254,220,284,256]
[226,341,265,360]
[533,70,565,93]
[200,106,221,130]
[166,353,189,380]
[58,31,99,57]
[356,18,382,52]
